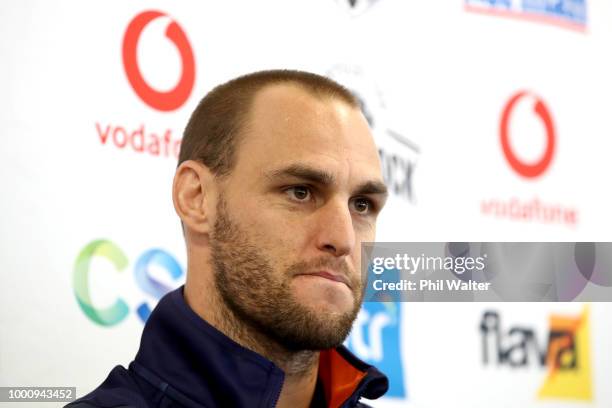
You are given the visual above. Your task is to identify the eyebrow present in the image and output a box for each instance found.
[355,180,389,197]
[265,164,388,197]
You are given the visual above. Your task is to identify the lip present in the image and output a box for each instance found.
[297,270,351,288]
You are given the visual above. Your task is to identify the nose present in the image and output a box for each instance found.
[314,199,356,257]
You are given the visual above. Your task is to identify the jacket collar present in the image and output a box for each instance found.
[133,286,388,407]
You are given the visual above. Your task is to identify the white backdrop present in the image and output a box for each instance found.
[1,1,611,407]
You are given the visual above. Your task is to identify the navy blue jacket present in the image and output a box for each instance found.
[66,286,388,407]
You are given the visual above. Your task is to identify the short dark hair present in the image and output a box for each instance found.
[178,69,359,176]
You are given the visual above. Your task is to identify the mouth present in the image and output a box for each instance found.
[296,270,352,289]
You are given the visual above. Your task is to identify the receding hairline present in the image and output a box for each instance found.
[240,80,362,131]
[251,80,358,106]
[220,69,359,106]
[178,70,361,174]
[218,80,363,168]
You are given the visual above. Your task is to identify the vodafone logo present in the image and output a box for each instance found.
[500,91,555,178]
[483,92,576,227]
[122,10,195,111]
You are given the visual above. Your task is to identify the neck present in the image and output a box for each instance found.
[184,279,320,408]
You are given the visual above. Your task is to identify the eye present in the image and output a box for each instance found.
[351,197,374,214]
[285,185,312,202]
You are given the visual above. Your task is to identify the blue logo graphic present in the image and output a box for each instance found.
[134,249,184,322]
[345,302,406,398]
[466,0,587,27]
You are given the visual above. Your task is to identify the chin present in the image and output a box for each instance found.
[291,276,358,315]
[296,291,355,316]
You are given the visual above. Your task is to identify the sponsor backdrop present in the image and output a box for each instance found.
[1,0,611,407]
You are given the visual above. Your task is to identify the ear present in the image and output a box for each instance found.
[172,160,217,235]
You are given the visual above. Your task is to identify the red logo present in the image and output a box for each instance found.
[122,10,195,111]
[500,91,555,178]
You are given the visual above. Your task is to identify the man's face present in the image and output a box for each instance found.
[209,84,387,350]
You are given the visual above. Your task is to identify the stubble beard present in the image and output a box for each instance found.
[210,195,363,354]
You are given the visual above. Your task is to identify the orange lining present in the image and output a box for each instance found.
[318,349,367,408]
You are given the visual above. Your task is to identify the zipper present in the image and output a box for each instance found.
[267,370,284,408]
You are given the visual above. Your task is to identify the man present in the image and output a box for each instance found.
[67,70,389,408]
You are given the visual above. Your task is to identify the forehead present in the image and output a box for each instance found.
[232,83,382,185]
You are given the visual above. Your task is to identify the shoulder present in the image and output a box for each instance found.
[64,365,151,408]
[64,403,136,408]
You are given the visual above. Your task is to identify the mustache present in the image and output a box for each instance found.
[286,256,360,289]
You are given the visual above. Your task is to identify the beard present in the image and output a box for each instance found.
[210,195,363,351]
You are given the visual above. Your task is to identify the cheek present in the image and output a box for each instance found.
[355,224,376,246]
[236,209,307,265]
[351,251,363,276]
[246,202,314,249]
[353,228,375,271]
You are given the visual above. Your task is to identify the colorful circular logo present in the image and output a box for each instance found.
[500,91,555,178]
[73,239,184,326]
[122,10,195,111]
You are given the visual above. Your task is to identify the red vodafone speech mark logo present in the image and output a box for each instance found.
[122,10,195,111]
[500,91,555,178]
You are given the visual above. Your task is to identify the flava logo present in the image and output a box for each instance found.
[122,10,195,111]
[538,307,592,401]
[480,307,592,401]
